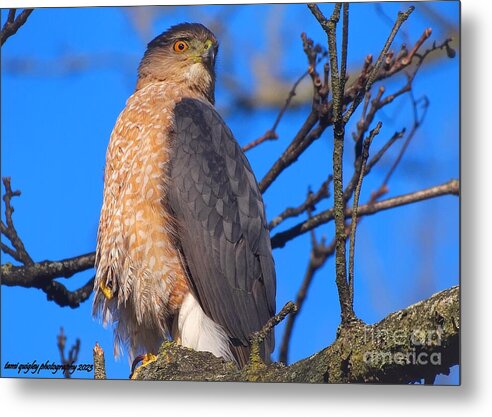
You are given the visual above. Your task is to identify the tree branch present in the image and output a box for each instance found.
[1,177,95,308]
[93,342,107,380]
[1,9,34,46]
[57,327,81,378]
[1,253,95,286]
[343,6,415,123]
[133,286,459,383]
[1,177,33,265]
[268,176,332,230]
[257,22,449,196]
[242,69,311,152]
[249,301,297,365]
[1,253,95,308]
[348,122,382,305]
[309,2,356,325]
[271,179,459,249]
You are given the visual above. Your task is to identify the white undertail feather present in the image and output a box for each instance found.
[177,293,235,363]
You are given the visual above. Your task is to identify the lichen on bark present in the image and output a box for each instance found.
[130,286,459,383]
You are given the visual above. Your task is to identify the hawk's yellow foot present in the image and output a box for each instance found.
[129,353,157,379]
[99,281,113,300]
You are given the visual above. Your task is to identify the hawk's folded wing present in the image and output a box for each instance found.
[167,98,276,366]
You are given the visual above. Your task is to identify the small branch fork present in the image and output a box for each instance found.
[249,301,297,364]
[242,39,329,153]
[1,9,34,46]
[242,71,309,152]
[268,176,332,230]
[57,327,81,379]
[1,177,33,265]
[1,177,95,308]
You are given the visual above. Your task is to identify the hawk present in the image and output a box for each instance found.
[93,23,276,369]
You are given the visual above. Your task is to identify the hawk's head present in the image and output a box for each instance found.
[137,23,219,103]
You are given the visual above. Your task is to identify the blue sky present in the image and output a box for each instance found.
[1,2,459,383]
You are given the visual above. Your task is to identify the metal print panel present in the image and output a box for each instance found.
[0,1,460,384]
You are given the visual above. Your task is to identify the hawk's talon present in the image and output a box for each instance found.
[129,353,157,379]
[99,282,113,300]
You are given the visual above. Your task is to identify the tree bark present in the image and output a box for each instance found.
[132,285,459,383]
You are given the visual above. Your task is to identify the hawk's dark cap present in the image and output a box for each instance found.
[147,22,218,51]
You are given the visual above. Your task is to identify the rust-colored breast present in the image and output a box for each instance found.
[94,82,194,350]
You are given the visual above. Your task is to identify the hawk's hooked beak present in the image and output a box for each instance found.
[201,46,216,70]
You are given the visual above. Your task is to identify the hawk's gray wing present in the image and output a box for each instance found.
[168,98,276,366]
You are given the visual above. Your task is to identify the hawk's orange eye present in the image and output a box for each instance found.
[173,40,189,53]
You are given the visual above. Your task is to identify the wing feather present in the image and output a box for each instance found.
[167,98,276,365]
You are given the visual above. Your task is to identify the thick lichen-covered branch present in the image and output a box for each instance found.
[132,286,459,383]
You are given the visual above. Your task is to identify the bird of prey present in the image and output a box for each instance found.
[93,23,276,369]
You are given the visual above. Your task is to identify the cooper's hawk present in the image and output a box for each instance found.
[93,23,276,369]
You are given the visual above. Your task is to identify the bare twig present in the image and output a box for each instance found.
[268,176,332,230]
[365,129,406,175]
[271,179,459,249]
[352,81,410,160]
[242,71,308,152]
[375,3,410,45]
[257,31,329,192]
[1,177,33,265]
[340,3,349,95]
[1,252,95,285]
[242,35,327,153]
[258,110,319,192]
[242,130,278,152]
[1,256,95,308]
[382,93,429,188]
[1,9,34,46]
[43,276,95,308]
[250,301,297,352]
[401,28,433,65]
[348,122,382,305]
[57,327,80,379]
[1,178,95,308]
[343,6,415,123]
